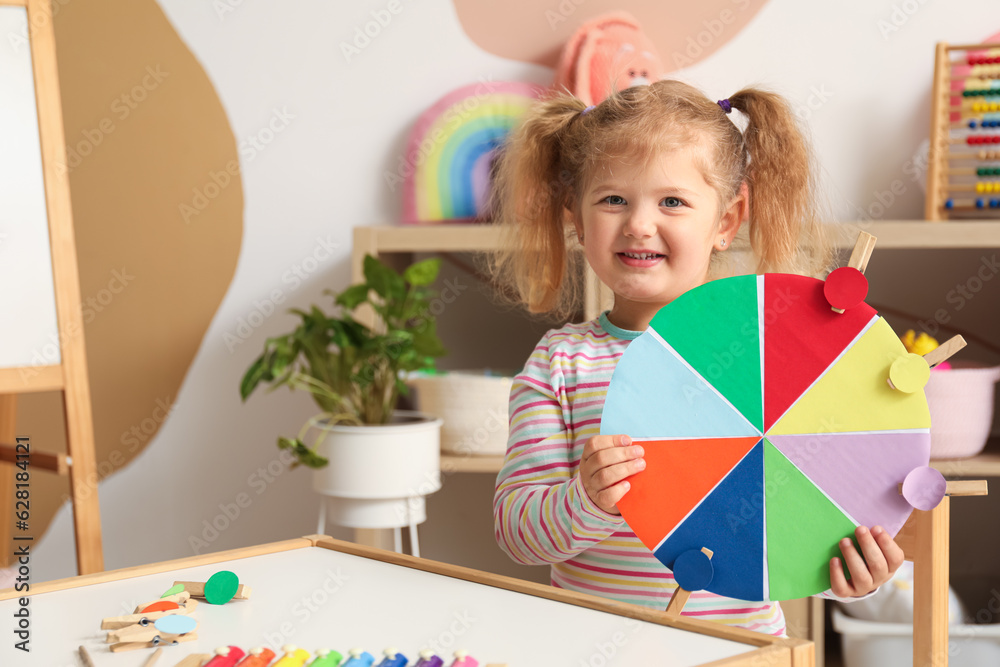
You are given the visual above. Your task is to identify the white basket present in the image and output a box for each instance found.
[407,371,513,456]
[926,362,1000,459]
[833,608,1000,667]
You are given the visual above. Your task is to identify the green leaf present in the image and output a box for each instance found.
[335,283,369,310]
[277,436,329,469]
[403,258,441,287]
[240,355,268,400]
[363,254,405,300]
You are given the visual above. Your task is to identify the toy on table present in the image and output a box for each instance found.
[341,648,375,667]
[175,570,251,605]
[414,650,443,667]
[101,592,199,630]
[603,231,959,606]
[274,645,313,667]
[375,648,407,667]
[203,645,246,667]
[308,648,344,666]
[235,647,277,667]
[106,612,198,652]
[172,655,212,667]
[450,650,479,667]
[925,40,1000,219]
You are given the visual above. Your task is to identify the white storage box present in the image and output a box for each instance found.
[832,608,1000,667]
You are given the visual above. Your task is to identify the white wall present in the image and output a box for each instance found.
[30,0,1000,583]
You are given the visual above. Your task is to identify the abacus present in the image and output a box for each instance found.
[926,41,1000,219]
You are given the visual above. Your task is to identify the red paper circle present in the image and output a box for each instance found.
[824,267,869,310]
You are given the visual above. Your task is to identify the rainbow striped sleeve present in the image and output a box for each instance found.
[493,329,626,566]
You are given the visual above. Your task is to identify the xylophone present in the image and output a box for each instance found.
[926,41,1000,218]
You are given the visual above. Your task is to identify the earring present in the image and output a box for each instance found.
[578,234,584,243]
[720,239,727,248]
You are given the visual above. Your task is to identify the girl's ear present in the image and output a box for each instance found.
[565,204,584,242]
[717,181,748,249]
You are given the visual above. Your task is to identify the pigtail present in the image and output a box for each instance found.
[487,95,588,316]
[728,89,830,276]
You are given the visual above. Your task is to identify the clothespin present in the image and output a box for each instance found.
[175,571,251,605]
[102,597,198,630]
[273,645,313,667]
[825,232,876,313]
[375,648,407,667]
[235,647,277,667]
[171,654,212,667]
[887,335,967,392]
[308,648,344,666]
[450,650,479,667]
[203,646,246,667]
[133,592,192,614]
[107,614,198,652]
[665,547,715,617]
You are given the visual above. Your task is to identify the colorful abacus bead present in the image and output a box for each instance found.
[376,648,407,667]
[309,648,345,666]
[341,649,375,667]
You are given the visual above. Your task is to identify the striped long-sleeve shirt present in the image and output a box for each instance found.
[494,311,865,636]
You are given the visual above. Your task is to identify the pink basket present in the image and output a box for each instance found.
[925,362,1000,459]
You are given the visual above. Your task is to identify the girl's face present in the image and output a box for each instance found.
[574,146,744,331]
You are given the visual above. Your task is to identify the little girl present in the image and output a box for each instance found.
[489,80,904,636]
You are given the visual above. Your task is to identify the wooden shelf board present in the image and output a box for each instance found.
[932,437,1000,478]
[840,221,1000,248]
[440,454,504,474]
[360,222,1000,252]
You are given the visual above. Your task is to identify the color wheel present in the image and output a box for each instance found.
[602,273,932,602]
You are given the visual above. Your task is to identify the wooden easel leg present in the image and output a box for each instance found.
[62,388,104,574]
[0,395,15,568]
[913,496,950,667]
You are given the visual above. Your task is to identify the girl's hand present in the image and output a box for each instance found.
[830,525,905,598]
[579,434,645,515]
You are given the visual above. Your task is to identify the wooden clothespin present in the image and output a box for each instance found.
[887,335,967,392]
[175,571,251,605]
[825,232,877,314]
[107,611,198,652]
[664,547,714,617]
[172,654,212,667]
[132,591,192,614]
[102,597,198,630]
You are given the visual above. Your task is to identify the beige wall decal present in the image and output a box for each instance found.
[451,0,769,74]
[16,0,241,550]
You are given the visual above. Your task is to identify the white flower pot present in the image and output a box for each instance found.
[309,410,442,529]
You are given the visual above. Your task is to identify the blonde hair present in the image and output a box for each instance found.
[485,80,833,321]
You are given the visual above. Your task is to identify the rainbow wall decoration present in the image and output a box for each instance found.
[401,81,544,224]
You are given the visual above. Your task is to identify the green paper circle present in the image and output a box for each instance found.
[161,584,185,598]
[204,570,239,605]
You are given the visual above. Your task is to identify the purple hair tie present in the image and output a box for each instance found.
[717,99,732,114]
[581,105,595,115]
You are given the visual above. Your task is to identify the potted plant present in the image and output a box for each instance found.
[240,254,447,531]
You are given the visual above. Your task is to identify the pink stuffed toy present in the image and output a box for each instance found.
[553,12,666,105]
